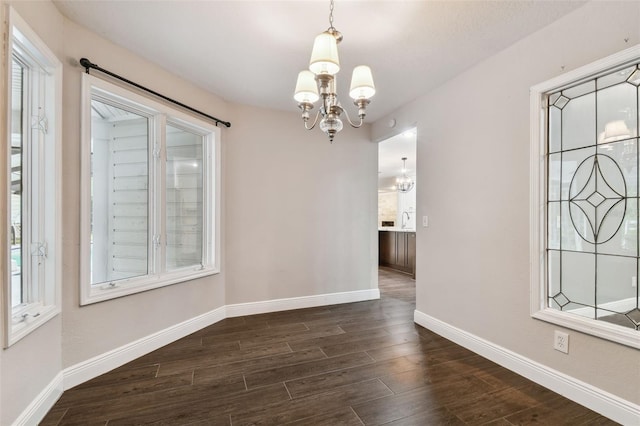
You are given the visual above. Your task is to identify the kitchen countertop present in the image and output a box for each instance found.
[378,227,416,232]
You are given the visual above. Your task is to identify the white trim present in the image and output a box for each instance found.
[225,288,381,318]
[414,310,640,425]
[11,372,63,426]
[63,306,225,389]
[529,44,640,349]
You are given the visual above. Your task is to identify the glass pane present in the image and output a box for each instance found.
[568,200,595,243]
[10,58,24,307]
[564,303,595,319]
[90,99,149,285]
[596,254,636,312]
[562,93,595,151]
[548,250,561,298]
[597,310,635,329]
[561,251,595,307]
[597,83,637,145]
[548,202,560,249]
[548,153,561,201]
[549,106,561,153]
[598,138,637,197]
[561,201,594,252]
[597,65,636,90]
[598,197,637,257]
[563,80,596,99]
[166,124,203,271]
[561,147,593,201]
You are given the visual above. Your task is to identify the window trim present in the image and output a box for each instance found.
[530,44,640,349]
[3,6,62,347]
[80,74,220,305]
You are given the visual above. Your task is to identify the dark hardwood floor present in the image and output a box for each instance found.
[41,268,617,425]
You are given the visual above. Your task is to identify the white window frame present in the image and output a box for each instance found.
[530,44,640,349]
[80,74,220,305]
[3,7,62,347]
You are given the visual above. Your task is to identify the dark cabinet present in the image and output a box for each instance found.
[379,231,416,278]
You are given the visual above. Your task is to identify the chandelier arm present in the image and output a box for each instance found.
[304,110,322,130]
[342,108,365,128]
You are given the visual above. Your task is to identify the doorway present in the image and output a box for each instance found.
[377,129,417,283]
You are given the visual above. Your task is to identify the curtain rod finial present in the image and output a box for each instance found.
[79,58,96,74]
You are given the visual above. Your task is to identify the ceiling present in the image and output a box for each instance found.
[53,0,586,122]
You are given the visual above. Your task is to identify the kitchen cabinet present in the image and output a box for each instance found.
[379,230,416,278]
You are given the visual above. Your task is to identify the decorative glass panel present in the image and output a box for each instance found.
[546,60,640,331]
[90,99,149,285]
[166,124,204,271]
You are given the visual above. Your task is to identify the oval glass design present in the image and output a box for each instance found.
[568,154,626,244]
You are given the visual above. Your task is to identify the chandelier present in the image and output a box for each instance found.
[293,0,375,143]
[395,157,415,193]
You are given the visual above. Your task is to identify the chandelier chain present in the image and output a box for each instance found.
[328,0,335,30]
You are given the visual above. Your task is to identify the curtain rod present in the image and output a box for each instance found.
[79,58,231,128]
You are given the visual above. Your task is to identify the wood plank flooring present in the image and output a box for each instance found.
[40,268,618,425]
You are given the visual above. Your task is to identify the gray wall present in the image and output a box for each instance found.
[371,1,640,404]
[225,103,378,304]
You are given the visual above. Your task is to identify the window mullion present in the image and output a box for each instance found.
[153,115,167,277]
[32,68,48,305]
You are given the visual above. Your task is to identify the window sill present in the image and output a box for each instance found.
[80,267,220,306]
[532,308,640,349]
[7,303,60,347]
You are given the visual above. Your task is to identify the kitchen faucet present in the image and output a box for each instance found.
[402,211,410,229]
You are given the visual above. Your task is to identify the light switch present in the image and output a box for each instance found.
[422,216,428,227]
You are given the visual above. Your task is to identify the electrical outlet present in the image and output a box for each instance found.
[632,276,637,288]
[422,216,428,227]
[554,330,569,354]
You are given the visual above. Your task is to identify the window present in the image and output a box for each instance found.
[531,45,640,349]
[3,8,62,346]
[80,74,220,305]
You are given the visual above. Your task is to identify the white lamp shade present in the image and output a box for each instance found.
[309,32,340,75]
[349,65,375,100]
[294,70,319,103]
[601,120,631,143]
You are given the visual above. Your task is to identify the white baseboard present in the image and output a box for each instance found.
[413,310,640,425]
[63,306,226,390]
[225,288,380,318]
[12,372,63,426]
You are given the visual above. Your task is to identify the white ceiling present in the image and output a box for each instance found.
[53,0,586,122]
